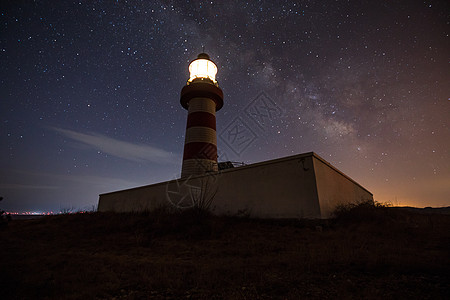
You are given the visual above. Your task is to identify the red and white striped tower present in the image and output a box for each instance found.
[180,53,223,178]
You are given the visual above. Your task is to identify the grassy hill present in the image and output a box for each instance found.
[1,204,449,299]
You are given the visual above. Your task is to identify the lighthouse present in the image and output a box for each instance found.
[180,53,224,178]
[99,54,374,218]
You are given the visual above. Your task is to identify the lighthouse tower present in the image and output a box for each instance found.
[180,53,224,178]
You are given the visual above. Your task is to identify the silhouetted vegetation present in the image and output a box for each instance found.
[332,200,394,224]
[0,197,11,227]
[1,205,449,299]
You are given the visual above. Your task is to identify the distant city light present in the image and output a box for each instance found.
[6,210,93,216]
[7,211,56,215]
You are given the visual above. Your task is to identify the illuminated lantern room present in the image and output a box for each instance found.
[188,53,218,85]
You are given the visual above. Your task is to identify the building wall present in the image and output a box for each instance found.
[98,152,372,219]
[212,153,320,218]
[97,180,169,212]
[312,156,374,218]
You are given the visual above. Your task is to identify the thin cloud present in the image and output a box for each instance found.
[0,183,59,190]
[7,169,152,193]
[50,127,177,164]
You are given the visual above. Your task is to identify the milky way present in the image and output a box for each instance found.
[1,1,449,212]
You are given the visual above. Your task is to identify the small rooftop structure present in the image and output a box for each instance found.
[218,161,246,170]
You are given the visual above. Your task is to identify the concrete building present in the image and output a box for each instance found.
[98,152,373,219]
[97,53,373,218]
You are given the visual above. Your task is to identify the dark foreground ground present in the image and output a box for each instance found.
[1,204,449,299]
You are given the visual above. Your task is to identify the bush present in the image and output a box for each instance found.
[0,197,11,227]
[332,200,392,225]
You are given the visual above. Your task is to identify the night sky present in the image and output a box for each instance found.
[1,1,449,213]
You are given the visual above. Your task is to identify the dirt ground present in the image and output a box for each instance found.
[1,206,449,299]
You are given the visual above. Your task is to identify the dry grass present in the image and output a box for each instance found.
[0,204,449,299]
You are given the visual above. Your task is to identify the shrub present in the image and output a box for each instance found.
[0,197,11,227]
[332,200,391,225]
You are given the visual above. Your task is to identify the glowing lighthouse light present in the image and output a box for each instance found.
[188,55,218,83]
